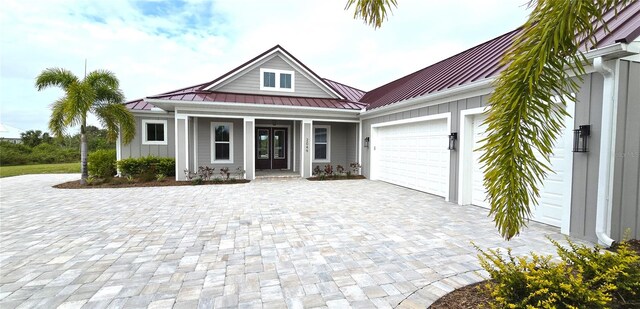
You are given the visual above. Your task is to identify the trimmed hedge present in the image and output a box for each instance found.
[117,156,175,177]
[88,149,117,178]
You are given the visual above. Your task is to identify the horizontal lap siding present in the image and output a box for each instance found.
[361,94,490,202]
[217,55,332,98]
[121,115,175,159]
[611,60,640,240]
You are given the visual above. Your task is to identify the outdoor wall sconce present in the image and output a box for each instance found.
[364,137,370,148]
[573,125,591,153]
[448,132,458,151]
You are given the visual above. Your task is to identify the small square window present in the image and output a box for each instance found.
[280,73,292,89]
[142,119,167,145]
[146,123,164,141]
[263,72,275,88]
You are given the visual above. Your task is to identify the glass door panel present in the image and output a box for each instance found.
[258,129,269,159]
[274,129,286,159]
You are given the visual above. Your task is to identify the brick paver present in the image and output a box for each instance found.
[0,174,575,308]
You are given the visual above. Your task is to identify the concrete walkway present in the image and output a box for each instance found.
[0,174,574,308]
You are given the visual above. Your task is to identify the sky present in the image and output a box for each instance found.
[0,0,531,133]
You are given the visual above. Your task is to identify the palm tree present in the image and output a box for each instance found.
[346,0,631,239]
[35,68,135,184]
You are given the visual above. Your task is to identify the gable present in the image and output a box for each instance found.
[210,52,338,99]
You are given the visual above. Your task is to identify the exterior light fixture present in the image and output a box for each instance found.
[364,137,370,148]
[573,125,591,153]
[448,132,458,151]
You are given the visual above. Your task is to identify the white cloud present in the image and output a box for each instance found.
[0,0,530,132]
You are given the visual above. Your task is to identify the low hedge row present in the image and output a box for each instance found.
[117,156,175,178]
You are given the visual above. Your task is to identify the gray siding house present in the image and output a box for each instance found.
[120,3,640,245]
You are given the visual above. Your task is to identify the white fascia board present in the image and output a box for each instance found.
[203,47,345,100]
[360,78,495,120]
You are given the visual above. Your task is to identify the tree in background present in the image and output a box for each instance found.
[345,0,630,239]
[20,130,52,147]
[35,68,135,184]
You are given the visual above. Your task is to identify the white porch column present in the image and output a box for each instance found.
[175,114,189,180]
[244,118,255,180]
[301,120,312,178]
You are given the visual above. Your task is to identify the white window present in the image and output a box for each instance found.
[260,68,295,92]
[142,119,167,145]
[211,122,233,163]
[313,125,330,162]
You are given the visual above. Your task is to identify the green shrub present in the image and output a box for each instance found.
[88,149,117,178]
[29,143,78,164]
[117,156,175,178]
[476,237,640,309]
[0,141,32,165]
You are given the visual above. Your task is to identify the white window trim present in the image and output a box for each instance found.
[211,122,234,164]
[312,125,331,163]
[259,68,295,92]
[142,119,168,145]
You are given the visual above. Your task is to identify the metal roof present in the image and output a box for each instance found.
[125,3,639,113]
[147,90,367,110]
[362,2,640,110]
[323,78,366,102]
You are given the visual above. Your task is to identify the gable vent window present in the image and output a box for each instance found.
[260,68,295,92]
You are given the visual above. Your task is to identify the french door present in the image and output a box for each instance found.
[256,127,287,170]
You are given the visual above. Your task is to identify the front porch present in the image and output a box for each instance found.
[174,114,361,181]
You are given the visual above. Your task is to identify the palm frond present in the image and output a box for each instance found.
[481,0,631,239]
[94,103,136,144]
[85,70,120,90]
[35,68,79,91]
[345,0,397,29]
[48,98,68,138]
[63,82,96,127]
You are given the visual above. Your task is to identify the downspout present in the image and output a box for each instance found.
[593,57,617,246]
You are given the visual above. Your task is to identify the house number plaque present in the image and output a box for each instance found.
[305,138,309,152]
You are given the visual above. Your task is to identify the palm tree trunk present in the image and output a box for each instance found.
[80,118,88,185]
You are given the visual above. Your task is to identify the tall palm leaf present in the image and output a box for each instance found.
[346,0,629,239]
[35,68,135,184]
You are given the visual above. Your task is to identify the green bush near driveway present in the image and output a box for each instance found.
[88,149,117,179]
[117,156,175,178]
[476,237,640,308]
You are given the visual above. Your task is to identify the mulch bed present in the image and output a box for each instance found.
[306,175,366,181]
[609,238,640,256]
[428,281,492,309]
[54,178,250,189]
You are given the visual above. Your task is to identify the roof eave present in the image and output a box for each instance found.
[144,98,363,115]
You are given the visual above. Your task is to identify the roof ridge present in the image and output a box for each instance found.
[322,78,367,93]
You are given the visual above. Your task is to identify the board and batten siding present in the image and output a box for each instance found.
[312,122,355,170]
[216,54,333,98]
[361,94,489,202]
[196,117,244,172]
[570,73,605,243]
[120,115,175,159]
[611,60,640,240]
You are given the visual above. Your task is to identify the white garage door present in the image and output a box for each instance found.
[374,118,449,197]
[470,110,574,227]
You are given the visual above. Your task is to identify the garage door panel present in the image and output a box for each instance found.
[469,108,573,227]
[375,118,449,197]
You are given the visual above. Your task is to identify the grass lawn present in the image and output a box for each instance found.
[0,162,80,178]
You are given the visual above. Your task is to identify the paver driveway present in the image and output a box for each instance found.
[1,174,574,308]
